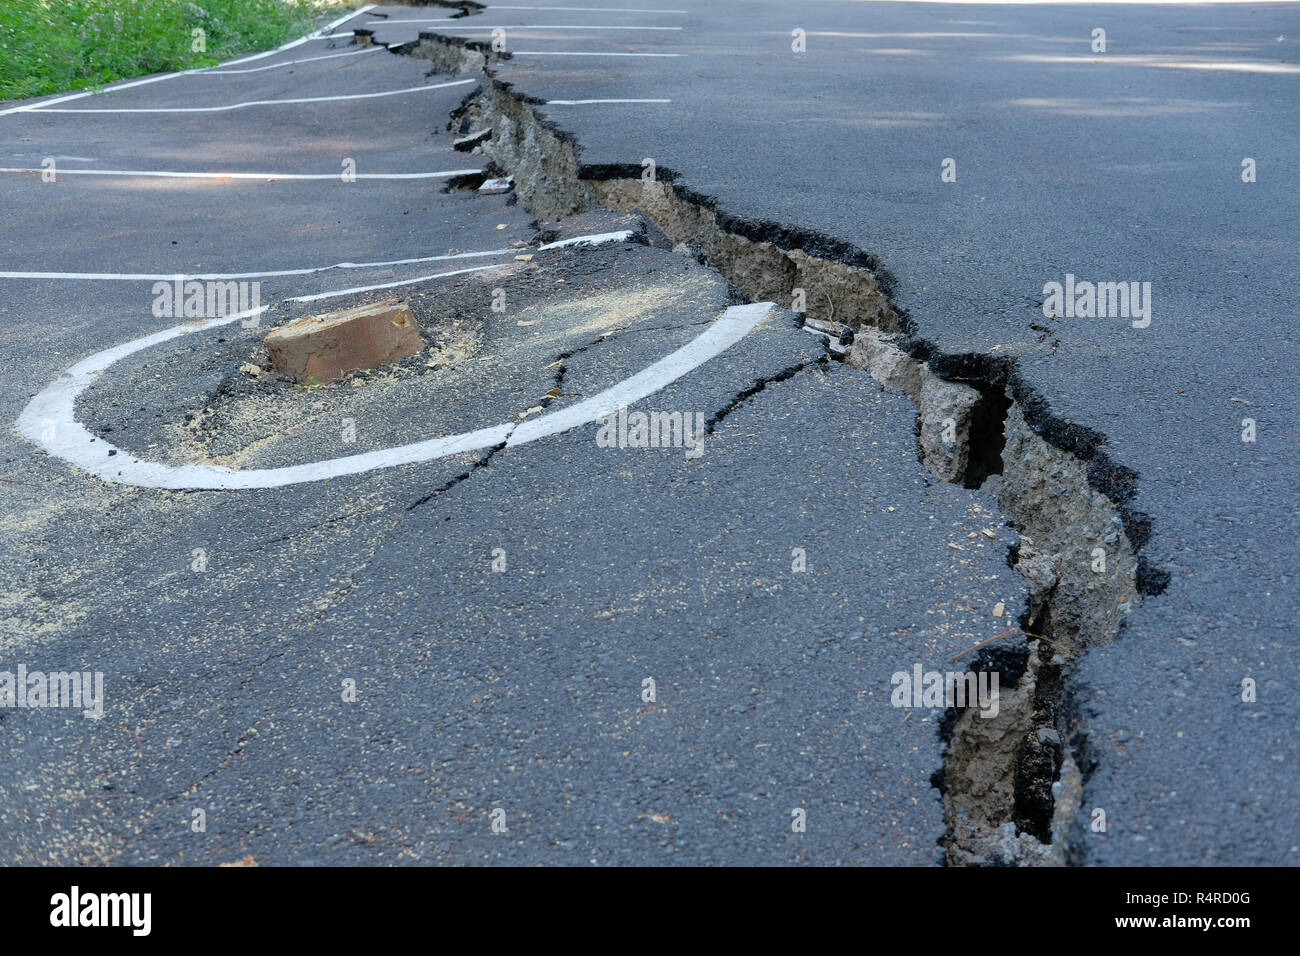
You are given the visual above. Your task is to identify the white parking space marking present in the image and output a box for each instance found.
[203,47,385,74]
[286,264,509,302]
[0,252,510,282]
[0,232,633,283]
[537,230,634,250]
[26,79,477,114]
[0,167,484,181]
[17,302,773,490]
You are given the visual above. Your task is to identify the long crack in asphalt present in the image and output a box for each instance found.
[372,22,1172,866]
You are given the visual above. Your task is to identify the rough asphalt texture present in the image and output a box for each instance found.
[1,1,1295,865]
[0,6,1037,864]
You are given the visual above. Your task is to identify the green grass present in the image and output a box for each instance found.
[0,0,358,101]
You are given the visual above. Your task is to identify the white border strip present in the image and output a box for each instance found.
[0,72,197,118]
[203,46,384,75]
[0,230,631,282]
[537,230,633,250]
[16,303,772,489]
[28,79,476,114]
[0,167,483,181]
[286,264,507,302]
[0,6,376,117]
[0,250,510,282]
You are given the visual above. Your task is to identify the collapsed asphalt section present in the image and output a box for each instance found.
[0,258,1027,864]
[0,3,1118,868]
[0,13,1035,863]
[387,18,1169,865]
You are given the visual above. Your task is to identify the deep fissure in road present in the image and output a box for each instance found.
[382,29,1169,865]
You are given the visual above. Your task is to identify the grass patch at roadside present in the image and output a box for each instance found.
[0,0,360,101]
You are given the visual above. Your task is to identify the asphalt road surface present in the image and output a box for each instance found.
[1,2,1295,866]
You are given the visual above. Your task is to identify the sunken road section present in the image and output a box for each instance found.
[387,27,1169,866]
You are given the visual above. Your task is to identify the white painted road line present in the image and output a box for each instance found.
[16,302,773,490]
[203,47,384,74]
[0,167,484,181]
[0,72,196,118]
[26,79,477,114]
[286,264,509,303]
[0,251,511,282]
[537,230,635,250]
[0,6,375,117]
[0,231,632,283]
[545,99,671,105]
[512,51,684,57]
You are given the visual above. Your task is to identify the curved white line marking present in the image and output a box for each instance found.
[16,304,773,490]
[30,79,475,114]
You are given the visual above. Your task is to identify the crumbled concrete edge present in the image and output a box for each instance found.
[394,29,1169,866]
